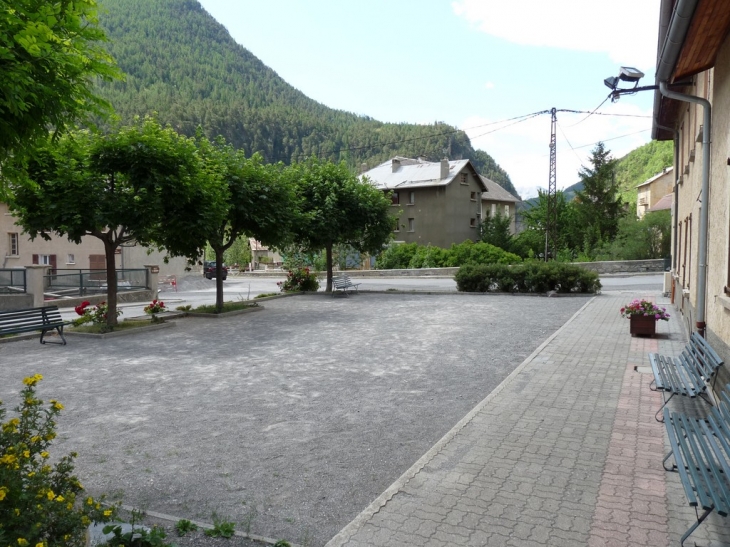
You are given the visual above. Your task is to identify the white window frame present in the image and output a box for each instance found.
[408,218,415,232]
[8,233,19,256]
[67,253,75,265]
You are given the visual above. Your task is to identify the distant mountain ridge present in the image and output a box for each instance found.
[94,0,520,197]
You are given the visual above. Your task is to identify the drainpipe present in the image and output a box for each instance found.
[658,81,710,336]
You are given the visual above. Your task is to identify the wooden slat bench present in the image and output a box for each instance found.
[649,332,723,421]
[663,385,730,546]
[0,306,69,345]
[333,274,361,295]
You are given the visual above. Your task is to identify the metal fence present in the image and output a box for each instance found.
[44,269,148,298]
[0,269,26,293]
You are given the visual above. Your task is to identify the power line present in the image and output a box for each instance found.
[560,96,610,127]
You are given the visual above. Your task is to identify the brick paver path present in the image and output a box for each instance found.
[327,294,730,546]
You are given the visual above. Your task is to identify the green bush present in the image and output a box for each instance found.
[0,375,117,547]
[455,262,601,294]
[376,240,520,270]
[445,240,521,267]
[407,245,449,268]
[375,243,419,269]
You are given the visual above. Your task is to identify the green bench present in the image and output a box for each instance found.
[0,305,69,345]
[333,274,360,294]
[663,384,730,546]
[649,332,723,421]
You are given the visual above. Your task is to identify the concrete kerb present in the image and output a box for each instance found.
[325,295,597,547]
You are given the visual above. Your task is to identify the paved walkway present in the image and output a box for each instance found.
[326,293,730,547]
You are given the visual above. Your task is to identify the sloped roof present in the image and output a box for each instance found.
[362,157,485,190]
[636,166,673,189]
[479,175,520,203]
[648,193,673,212]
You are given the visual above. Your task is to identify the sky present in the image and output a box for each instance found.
[197,0,661,199]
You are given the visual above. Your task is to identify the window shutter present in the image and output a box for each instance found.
[32,254,38,264]
[50,254,57,274]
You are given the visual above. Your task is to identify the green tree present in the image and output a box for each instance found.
[574,143,623,253]
[520,190,581,257]
[290,158,394,291]
[8,118,203,327]
[0,0,121,167]
[224,236,252,268]
[480,212,512,251]
[596,210,671,260]
[192,137,298,311]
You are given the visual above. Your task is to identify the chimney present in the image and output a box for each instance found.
[392,158,401,173]
[440,158,449,180]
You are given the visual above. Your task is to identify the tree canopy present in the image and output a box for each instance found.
[0,0,121,166]
[8,118,203,326]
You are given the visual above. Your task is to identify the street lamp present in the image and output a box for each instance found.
[603,66,655,102]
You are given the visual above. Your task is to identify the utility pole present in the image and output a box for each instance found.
[545,107,557,261]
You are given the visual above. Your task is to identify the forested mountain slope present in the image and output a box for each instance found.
[95,0,519,196]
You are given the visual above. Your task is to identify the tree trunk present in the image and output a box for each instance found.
[326,243,333,292]
[215,247,225,313]
[104,240,119,327]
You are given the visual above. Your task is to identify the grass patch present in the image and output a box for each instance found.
[69,320,155,334]
[254,292,279,299]
[192,301,258,314]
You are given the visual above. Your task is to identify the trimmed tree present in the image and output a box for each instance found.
[183,137,298,312]
[289,158,394,291]
[8,118,204,327]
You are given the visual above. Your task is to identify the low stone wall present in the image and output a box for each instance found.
[0,293,33,311]
[571,259,665,274]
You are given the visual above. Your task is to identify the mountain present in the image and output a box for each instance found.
[94,0,520,197]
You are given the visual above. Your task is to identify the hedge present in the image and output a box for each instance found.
[375,240,520,269]
[455,262,602,294]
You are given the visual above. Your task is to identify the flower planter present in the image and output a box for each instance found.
[630,315,657,337]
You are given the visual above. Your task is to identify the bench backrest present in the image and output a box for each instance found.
[685,332,724,380]
[0,306,63,330]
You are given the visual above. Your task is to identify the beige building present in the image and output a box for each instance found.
[652,0,730,366]
[2,202,191,277]
[362,157,520,248]
[636,167,673,218]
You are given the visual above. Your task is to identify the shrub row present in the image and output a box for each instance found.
[455,262,602,294]
[376,240,521,270]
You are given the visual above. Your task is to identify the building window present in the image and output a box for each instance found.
[391,192,399,205]
[504,205,510,217]
[393,217,400,233]
[470,192,477,201]
[470,218,477,228]
[39,255,51,265]
[408,218,415,232]
[408,191,415,205]
[67,254,75,265]
[8,233,19,256]
[491,203,497,217]
[460,173,468,184]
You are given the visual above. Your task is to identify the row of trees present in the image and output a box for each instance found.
[7,118,394,324]
[480,143,671,262]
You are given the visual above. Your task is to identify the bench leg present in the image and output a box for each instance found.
[40,326,67,345]
[655,392,674,423]
[681,507,713,547]
[662,449,677,472]
[649,377,657,391]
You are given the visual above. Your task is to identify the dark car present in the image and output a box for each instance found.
[203,261,228,280]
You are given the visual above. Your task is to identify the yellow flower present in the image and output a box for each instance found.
[0,454,17,466]
[95,502,101,509]
[67,502,73,510]
[14,508,19,516]
[49,400,64,411]
[86,497,94,506]
[36,542,44,547]
[103,509,112,517]
[56,495,64,502]
[17,539,28,547]
[30,436,41,443]
[22,450,30,459]
[46,490,55,500]
[44,432,56,441]
[40,451,49,459]
[0,487,7,501]
[22,374,43,386]
[27,471,35,478]
[81,516,90,525]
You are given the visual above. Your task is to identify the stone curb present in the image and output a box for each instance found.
[65,321,176,339]
[185,305,264,319]
[324,296,597,547]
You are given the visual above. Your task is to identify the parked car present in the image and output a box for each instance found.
[203,261,228,280]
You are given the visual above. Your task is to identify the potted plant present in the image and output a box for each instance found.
[620,299,670,337]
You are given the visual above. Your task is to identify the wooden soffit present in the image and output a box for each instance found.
[673,0,730,82]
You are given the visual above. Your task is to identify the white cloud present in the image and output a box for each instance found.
[484,81,495,90]
[452,0,660,70]
[461,102,653,198]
